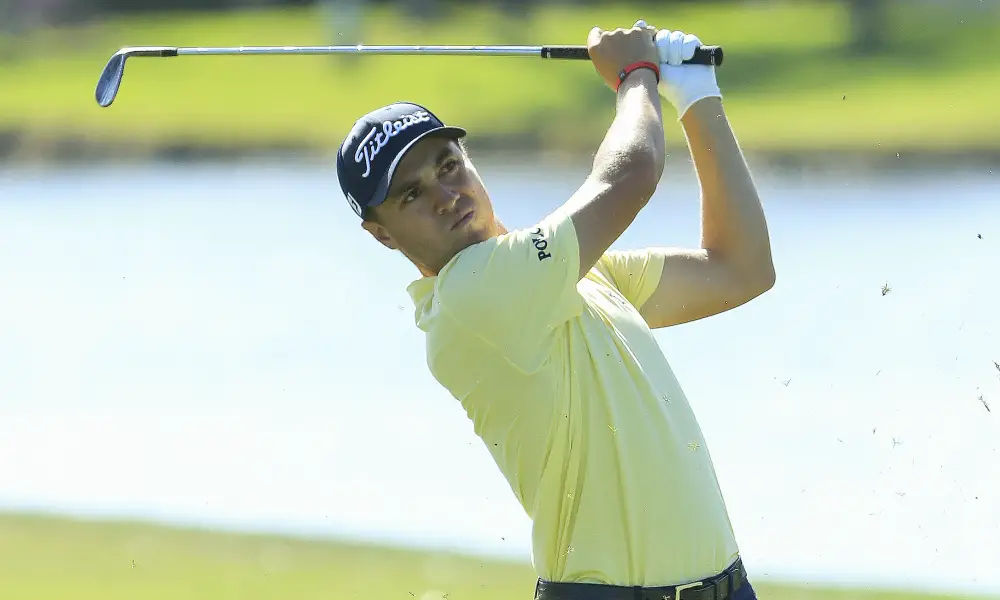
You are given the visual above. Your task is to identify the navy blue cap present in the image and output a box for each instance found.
[336,101,466,218]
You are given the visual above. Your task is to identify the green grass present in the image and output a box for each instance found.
[0,512,992,600]
[1,1,998,155]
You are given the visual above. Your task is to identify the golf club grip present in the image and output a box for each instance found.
[542,44,723,66]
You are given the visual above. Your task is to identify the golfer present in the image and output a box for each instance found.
[336,19,773,600]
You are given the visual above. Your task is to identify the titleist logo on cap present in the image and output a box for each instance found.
[355,110,433,178]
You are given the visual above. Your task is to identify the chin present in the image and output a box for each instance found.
[447,224,488,256]
[453,230,484,252]
[469,218,496,242]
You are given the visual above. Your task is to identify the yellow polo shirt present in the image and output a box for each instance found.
[406,207,740,586]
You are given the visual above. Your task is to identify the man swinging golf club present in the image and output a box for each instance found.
[337,19,773,600]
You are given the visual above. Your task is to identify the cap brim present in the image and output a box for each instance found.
[366,126,467,211]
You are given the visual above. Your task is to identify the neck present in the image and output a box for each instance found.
[413,217,507,278]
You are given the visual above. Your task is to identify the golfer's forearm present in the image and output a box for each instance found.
[591,72,665,197]
[681,98,774,281]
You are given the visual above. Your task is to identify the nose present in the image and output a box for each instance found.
[434,182,461,214]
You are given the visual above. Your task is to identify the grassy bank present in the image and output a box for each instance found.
[1,1,999,158]
[0,512,991,600]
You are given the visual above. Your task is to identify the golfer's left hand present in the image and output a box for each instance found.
[654,28,722,118]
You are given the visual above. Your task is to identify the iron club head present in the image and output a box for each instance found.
[94,47,179,107]
[95,50,127,107]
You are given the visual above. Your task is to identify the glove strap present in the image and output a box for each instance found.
[616,61,660,91]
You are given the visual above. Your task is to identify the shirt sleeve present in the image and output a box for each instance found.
[435,207,583,369]
[594,247,666,311]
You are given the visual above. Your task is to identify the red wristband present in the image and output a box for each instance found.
[615,61,660,91]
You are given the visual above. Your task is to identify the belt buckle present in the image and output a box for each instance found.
[673,580,703,600]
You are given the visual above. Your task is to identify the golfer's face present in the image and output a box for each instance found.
[369,137,493,270]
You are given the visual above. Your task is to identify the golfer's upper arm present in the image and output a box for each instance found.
[564,158,659,281]
[627,247,772,328]
[596,248,666,310]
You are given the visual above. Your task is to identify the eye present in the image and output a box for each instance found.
[440,158,459,175]
[401,187,420,205]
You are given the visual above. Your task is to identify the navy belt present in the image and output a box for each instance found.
[534,557,747,600]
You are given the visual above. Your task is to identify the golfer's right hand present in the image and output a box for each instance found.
[587,20,660,92]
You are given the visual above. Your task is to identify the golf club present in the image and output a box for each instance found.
[94,43,724,107]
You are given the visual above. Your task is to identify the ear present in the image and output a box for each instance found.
[361,219,398,250]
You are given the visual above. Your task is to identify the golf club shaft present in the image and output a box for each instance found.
[95,43,724,107]
[116,44,723,64]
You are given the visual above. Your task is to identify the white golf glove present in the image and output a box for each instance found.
[654,28,722,119]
